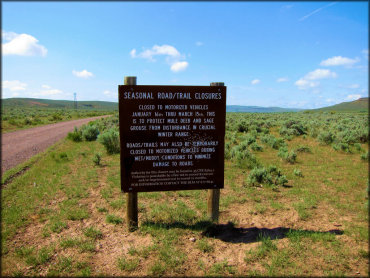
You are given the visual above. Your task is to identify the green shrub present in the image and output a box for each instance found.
[354,143,363,151]
[67,127,82,142]
[260,134,286,149]
[98,129,120,154]
[51,113,63,121]
[82,125,100,141]
[250,142,263,151]
[93,153,102,166]
[242,135,256,145]
[318,131,335,145]
[332,143,351,153]
[293,168,303,177]
[59,152,68,160]
[280,120,307,136]
[295,145,312,153]
[361,152,369,161]
[236,120,248,133]
[224,142,232,160]
[278,147,297,164]
[247,167,272,186]
[309,128,319,138]
[233,148,260,169]
[9,119,23,127]
[51,152,68,162]
[266,165,288,186]
[284,135,293,141]
[356,128,369,143]
[23,117,33,125]
[246,165,287,187]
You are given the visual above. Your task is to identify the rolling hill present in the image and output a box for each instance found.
[315,97,368,112]
[4,97,366,113]
[2,98,118,110]
[2,98,304,113]
[226,105,302,113]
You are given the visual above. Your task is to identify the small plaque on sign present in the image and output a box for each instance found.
[119,85,226,193]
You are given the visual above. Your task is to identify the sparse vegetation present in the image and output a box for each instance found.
[1,112,368,276]
[106,214,123,224]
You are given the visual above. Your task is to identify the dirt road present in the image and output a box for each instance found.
[1,116,110,174]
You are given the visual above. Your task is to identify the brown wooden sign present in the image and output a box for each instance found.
[119,85,226,193]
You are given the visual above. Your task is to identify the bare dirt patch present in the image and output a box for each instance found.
[29,101,49,107]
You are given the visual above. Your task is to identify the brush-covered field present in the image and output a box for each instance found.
[1,112,368,276]
[1,107,115,133]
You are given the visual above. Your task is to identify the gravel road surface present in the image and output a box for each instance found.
[1,116,110,174]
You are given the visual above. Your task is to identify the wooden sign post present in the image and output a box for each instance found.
[119,77,226,231]
[207,82,224,222]
[124,76,138,232]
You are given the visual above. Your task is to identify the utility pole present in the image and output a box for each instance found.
[74,92,77,109]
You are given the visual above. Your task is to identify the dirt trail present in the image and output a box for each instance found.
[1,116,110,174]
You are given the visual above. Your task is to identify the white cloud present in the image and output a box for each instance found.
[131,44,181,61]
[276,77,289,83]
[170,61,188,72]
[130,49,137,58]
[34,84,63,97]
[295,69,336,90]
[195,41,204,46]
[305,69,337,80]
[346,94,362,101]
[295,78,319,90]
[320,56,360,67]
[130,44,188,73]
[2,82,65,99]
[72,69,94,79]
[2,80,27,91]
[2,31,18,41]
[103,90,112,95]
[251,79,260,85]
[2,31,47,57]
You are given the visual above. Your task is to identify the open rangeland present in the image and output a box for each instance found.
[1,113,368,276]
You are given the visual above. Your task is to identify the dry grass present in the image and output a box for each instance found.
[1,127,368,276]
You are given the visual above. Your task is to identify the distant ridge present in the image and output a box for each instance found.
[2,98,305,113]
[4,97,366,113]
[2,98,118,110]
[314,97,368,112]
[226,105,302,113]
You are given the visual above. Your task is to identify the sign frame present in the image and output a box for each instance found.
[118,84,226,193]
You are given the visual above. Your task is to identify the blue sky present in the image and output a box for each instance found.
[2,1,368,109]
